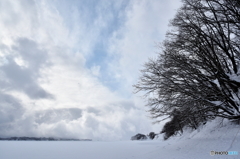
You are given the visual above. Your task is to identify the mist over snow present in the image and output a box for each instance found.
[0,0,181,140]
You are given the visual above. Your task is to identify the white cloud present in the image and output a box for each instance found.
[108,0,181,95]
[0,0,181,140]
[91,65,101,77]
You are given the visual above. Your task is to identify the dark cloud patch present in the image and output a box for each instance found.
[86,107,101,115]
[0,92,25,137]
[34,108,82,124]
[0,38,53,99]
[13,38,50,69]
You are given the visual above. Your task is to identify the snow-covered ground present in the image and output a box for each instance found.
[0,119,239,159]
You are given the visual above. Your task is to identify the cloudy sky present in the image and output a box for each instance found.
[0,0,181,140]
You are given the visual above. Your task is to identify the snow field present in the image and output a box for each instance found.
[0,118,239,159]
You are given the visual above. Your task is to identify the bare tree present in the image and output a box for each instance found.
[134,0,240,138]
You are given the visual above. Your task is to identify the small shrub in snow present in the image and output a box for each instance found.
[131,133,147,140]
[148,132,157,140]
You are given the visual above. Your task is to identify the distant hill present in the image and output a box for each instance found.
[0,137,92,141]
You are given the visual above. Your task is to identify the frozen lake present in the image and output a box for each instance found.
[0,140,163,159]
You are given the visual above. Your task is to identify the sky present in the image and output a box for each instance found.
[0,0,181,140]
